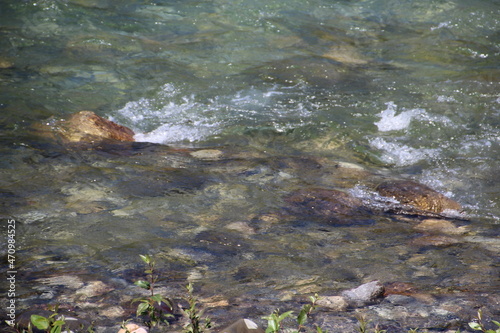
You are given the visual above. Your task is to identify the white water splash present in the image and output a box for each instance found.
[374,102,425,132]
[111,83,315,144]
[369,137,440,166]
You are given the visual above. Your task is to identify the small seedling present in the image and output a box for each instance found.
[182,282,212,333]
[133,254,174,329]
[263,309,295,333]
[30,305,67,333]
[263,294,324,333]
[468,309,500,333]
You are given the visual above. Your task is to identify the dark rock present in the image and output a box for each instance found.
[375,180,461,214]
[285,188,372,225]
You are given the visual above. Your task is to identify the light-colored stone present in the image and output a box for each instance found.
[0,58,14,68]
[117,323,148,333]
[410,235,461,247]
[316,295,349,311]
[341,281,385,306]
[76,280,113,299]
[37,275,84,289]
[414,219,468,235]
[220,318,264,333]
[322,44,368,65]
[190,149,224,160]
[225,221,256,236]
[101,306,125,318]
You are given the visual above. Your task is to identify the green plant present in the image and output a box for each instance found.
[29,305,67,333]
[355,313,386,333]
[468,310,500,333]
[355,313,369,333]
[263,294,324,333]
[182,282,212,333]
[263,310,295,333]
[133,254,174,329]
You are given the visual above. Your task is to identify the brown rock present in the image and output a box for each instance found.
[59,111,135,143]
[0,58,14,69]
[383,282,417,296]
[33,111,135,145]
[375,180,461,214]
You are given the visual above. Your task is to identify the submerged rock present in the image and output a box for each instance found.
[375,180,461,214]
[285,188,372,224]
[0,57,14,68]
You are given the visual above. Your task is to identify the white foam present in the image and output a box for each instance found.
[374,102,424,132]
[369,137,440,166]
[111,83,315,144]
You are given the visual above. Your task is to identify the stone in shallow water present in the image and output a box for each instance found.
[410,235,461,247]
[220,318,264,333]
[36,275,85,289]
[285,188,372,225]
[414,219,469,235]
[117,323,148,333]
[341,280,385,307]
[76,280,114,299]
[375,180,461,214]
[316,296,349,311]
[60,111,135,143]
[33,111,135,145]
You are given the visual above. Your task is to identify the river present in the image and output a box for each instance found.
[0,0,499,332]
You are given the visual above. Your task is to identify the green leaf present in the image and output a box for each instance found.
[50,324,62,333]
[297,309,308,326]
[469,322,482,331]
[492,320,500,327]
[278,311,294,322]
[52,320,65,327]
[137,301,151,316]
[139,254,152,265]
[134,280,151,290]
[265,319,278,333]
[186,282,194,294]
[151,294,164,304]
[31,315,50,330]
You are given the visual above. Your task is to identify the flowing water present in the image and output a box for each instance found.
[1,0,499,331]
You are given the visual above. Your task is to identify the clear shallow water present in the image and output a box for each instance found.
[1,0,499,330]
